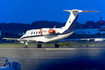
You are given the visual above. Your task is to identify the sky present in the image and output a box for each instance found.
[0,0,105,24]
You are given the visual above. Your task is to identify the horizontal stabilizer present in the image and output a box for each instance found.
[82,11,99,12]
[63,9,99,13]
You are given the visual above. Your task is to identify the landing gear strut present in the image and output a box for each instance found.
[24,42,28,48]
[36,43,42,48]
[54,44,59,48]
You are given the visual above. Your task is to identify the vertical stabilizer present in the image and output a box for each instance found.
[62,9,98,32]
[62,9,82,31]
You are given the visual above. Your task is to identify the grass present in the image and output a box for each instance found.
[59,41,105,47]
[0,41,105,48]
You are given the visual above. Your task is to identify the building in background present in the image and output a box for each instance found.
[74,17,105,35]
[75,28,99,35]
[99,17,105,34]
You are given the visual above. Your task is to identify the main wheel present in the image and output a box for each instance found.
[54,44,59,48]
[37,44,42,48]
[23,45,28,48]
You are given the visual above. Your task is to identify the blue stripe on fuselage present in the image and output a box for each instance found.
[68,15,78,30]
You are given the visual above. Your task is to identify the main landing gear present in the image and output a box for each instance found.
[36,43,42,48]
[36,43,59,48]
[23,42,59,48]
[54,43,59,48]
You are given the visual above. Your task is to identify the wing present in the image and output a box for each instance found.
[60,38,105,41]
[2,38,20,41]
[2,38,39,43]
[79,38,104,41]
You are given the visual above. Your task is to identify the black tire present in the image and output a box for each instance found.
[37,44,42,48]
[23,45,28,48]
[54,44,59,48]
[25,45,28,48]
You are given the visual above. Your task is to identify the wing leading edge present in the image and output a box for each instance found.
[2,38,20,41]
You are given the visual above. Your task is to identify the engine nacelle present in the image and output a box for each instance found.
[40,28,58,35]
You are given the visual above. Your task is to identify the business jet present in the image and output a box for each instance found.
[3,9,98,48]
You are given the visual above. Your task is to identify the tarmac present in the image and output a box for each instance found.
[0,47,105,70]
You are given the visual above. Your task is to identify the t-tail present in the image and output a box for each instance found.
[62,9,98,32]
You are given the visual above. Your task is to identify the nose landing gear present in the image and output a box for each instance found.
[24,42,28,48]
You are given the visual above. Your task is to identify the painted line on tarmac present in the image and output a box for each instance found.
[75,48,105,49]
[45,48,76,50]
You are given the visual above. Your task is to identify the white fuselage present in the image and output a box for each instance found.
[20,28,74,43]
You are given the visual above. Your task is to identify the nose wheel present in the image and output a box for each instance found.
[24,42,28,48]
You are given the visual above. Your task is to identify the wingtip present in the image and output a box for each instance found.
[82,11,99,12]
